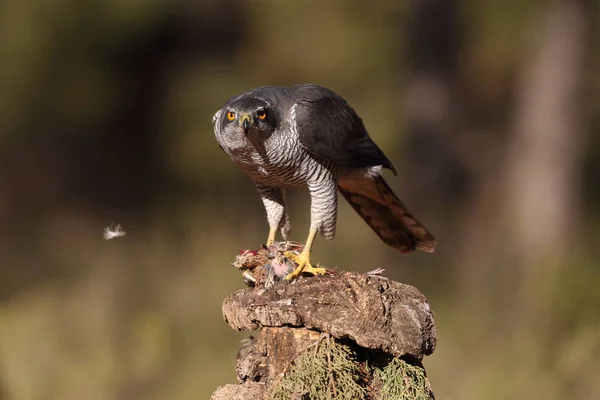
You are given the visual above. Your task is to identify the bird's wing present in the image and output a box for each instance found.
[292,84,397,175]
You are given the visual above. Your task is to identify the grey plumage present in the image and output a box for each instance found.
[212,84,436,254]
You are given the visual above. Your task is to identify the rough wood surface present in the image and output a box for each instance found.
[213,245,437,399]
[222,270,436,359]
[212,326,435,400]
[211,382,266,400]
[213,328,326,399]
[237,327,325,387]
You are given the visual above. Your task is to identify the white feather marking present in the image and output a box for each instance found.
[103,223,127,240]
[289,103,298,138]
[366,165,382,177]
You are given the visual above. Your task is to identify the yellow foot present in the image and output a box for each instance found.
[283,251,326,280]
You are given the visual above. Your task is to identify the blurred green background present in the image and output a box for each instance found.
[1,0,599,399]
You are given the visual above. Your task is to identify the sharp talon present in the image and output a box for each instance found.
[283,251,326,280]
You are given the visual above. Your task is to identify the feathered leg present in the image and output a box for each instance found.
[256,184,290,245]
[284,177,336,280]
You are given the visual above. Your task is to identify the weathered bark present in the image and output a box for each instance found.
[210,382,266,400]
[212,245,437,399]
[222,271,436,359]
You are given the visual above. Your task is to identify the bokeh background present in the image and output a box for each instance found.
[1,0,599,399]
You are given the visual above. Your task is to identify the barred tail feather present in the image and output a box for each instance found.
[338,176,437,254]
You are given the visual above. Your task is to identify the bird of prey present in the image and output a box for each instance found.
[212,84,436,280]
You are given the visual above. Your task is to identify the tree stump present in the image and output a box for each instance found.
[211,242,437,400]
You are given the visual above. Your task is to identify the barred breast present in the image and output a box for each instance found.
[228,132,343,188]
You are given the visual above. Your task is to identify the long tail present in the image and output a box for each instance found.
[338,175,437,254]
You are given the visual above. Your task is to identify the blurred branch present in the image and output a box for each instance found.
[399,0,466,210]
[503,0,589,268]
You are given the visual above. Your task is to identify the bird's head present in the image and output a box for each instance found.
[216,96,278,149]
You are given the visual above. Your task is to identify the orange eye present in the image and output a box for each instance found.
[257,110,267,120]
[227,111,235,121]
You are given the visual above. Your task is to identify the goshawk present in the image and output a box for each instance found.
[212,84,436,280]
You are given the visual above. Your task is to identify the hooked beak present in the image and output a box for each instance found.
[241,115,252,135]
